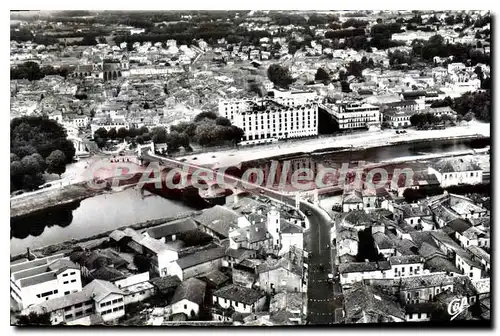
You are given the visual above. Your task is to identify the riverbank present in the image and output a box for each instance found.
[177,121,490,168]
[10,183,110,218]
[10,210,202,262]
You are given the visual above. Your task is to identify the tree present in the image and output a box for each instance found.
[117,127,129,140]
[150,127,168,143]
[94,127,108,139]
[107,128,117,140]
[463,111,474,122]
[267,63,294,89]
[21,154,45,175]
[46,150,67,177]
[215,116,231,127]
[315,68,330,82]
[16,311,51,326]
[194,111,217,122]
[98,36,107,44]
[11,153,20,163]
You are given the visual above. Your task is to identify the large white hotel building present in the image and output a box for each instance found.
[218,90,319,145]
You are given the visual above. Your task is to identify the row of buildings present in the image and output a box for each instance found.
[13,195,310,325]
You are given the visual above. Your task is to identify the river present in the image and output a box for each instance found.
[10,137,489,256]
[10,188,197,256]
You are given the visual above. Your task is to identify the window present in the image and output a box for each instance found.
[184,304,187,309]
[100,303,105,308]
[64,281,69,284]
[64,291,70,295]
[64,307,72,312]
[65,314,73,320]
[75,311,83,318]
[71,279,76,283]
[63,273,68,277]
[75,303,82,308]
[85,308,93,314]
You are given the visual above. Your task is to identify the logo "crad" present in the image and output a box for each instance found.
[447,297,470,321]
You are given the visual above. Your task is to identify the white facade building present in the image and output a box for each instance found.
[11,254,83,311]
[219,95,319,145]
[321,101,381,131]
[428,158,483,188]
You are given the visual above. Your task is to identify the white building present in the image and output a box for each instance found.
[455,249,483,281]
[11,254,82,311]
[23,279,125,325]
[212,284,266,314]
[383,109,415,128]
[90,122,130,136]
[63,114,89,129]
[171,278,207,319]
[219,96,318,145]
[321,101,381,131]
[113,272,154,305]
[428,157,483,187]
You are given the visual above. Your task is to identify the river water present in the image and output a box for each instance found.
[10,188,196,256]
[10,137,489,256]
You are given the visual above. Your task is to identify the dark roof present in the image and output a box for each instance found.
[91,266,126,282]
[430,231,461,250]
[339,262,378,274]
[144,218,197,239]
[388,255,424,266]
[198,270,230,287]
[425,256,461,274]
[418,242,446,260]
[281,220,303,234]
[455,248,482,269]
[373,232,394,250]
[344,283,405,321]
[452,275,478,297]
[445,218,472,234]
[176,246,225,270]
[150,275,181,292]
[409,231,438,249]
[195,205,240,238]
[171,278,207,305]
[213,284,265,305]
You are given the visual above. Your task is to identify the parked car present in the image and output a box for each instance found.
[11,190,25,197]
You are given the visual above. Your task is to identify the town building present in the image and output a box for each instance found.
[23,279,125,325]
[321,101,381,131]
[11,254,82,311]
[171,278,207,320]
[428,157,483,187]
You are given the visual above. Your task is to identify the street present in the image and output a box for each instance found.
[142,148,345,324]
[301,203,343,325]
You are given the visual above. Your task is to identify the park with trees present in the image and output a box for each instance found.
[11,116,75,192]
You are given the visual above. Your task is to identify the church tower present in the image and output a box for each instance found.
[266,206,281,248]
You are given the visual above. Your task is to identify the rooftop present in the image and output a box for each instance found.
[195,205,240,238]
[431,157,482,173]
[400,273,455,290]
[171,277,207,305]
[213,284,265,305]
[176,246,225,270]
[144,218,197,239]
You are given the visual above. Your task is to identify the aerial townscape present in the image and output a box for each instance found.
[10,10,491,327]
